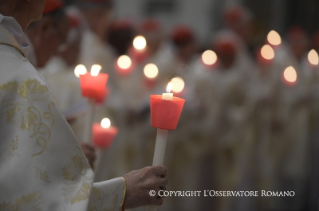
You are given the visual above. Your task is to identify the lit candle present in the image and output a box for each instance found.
[282,66,298,86]
[93,118,118,148]
[308,49,319,67]
[267,30,282,47]
[201,50,218,68]
[79,64,109,143]
[130,35,148,64]
[144,63,159,88]
[146,82,185,211]
[258,44,275,65]
[115,55,134,76]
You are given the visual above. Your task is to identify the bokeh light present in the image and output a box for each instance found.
[117,55,132,69]
[308,49,319,66]
[144,63,159,79]
[261,44,275,60]
[283,66,297,83]
[91,64,102,76]
[202,50,217,65]
[74,64,87,77]
[101,118,111,129]
[133,35,147,51]
[267,30,282,46]
[170,77,185,93]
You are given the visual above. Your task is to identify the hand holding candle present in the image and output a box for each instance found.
[146,82,185,211]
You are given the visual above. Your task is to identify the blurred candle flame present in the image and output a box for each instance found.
[117,55,132,69]
[74,64,87,77]
[91,64,102,76]
[283,66,297,83]
[308,49,319,66]
[202,50,217,65]
[166,82,173,93]
[261,44,275,60]
[267,30,282,46]
[170,77,185,93]
[101,118,111,129]
[144,63,159,79]
[133,35,147,51]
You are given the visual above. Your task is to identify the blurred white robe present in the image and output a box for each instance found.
[0,19,125,211]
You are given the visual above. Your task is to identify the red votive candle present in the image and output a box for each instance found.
[92,119,118,148]
[79,73,108,100]
[150,95,185,130]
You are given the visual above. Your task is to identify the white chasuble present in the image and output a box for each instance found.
[0,25,125,211]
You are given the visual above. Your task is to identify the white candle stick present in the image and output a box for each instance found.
[83,98,95,143]
[146,83,173,211]
[146,129,168,211]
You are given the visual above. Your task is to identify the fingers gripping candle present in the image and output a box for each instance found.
[146,82,185,211]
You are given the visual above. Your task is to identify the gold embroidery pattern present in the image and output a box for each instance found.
[0,192,41,211]
[88,186,120,211]
[8,136,19,157]
[62,147,93,204]
[0,79,55,157]
[33,167,51,183]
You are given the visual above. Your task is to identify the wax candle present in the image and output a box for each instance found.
[79,65,109,100]
[79,64,109,143]
[93,118,118,148]
[146,82,185,211]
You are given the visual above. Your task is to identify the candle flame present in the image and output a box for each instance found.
[202,50,217,65]
[308,49,319,65]
[166,82,173,93]
[101,118,111,129]
[133,35,147,51]
[117,55,132,69]
[74,64,87,77]
[170,77,185,93]
[261,44,275,60]
[267,30,282,46]
[91,64,102,76]
[283,66,297,83]
[144,63,159,79]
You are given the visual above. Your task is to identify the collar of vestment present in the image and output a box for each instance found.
[0,25,25,57]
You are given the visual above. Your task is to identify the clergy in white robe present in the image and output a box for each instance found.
[0,0,168,210]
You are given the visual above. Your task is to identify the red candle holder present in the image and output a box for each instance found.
[96,87,110,105]
[92,123,118,148]
[79,73,108,100]
[150,95,185,130]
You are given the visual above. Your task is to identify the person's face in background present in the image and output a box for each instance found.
[214,43,237,70]
[28,14,70,67]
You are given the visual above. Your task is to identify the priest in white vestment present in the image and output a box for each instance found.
[0,0,168,210]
